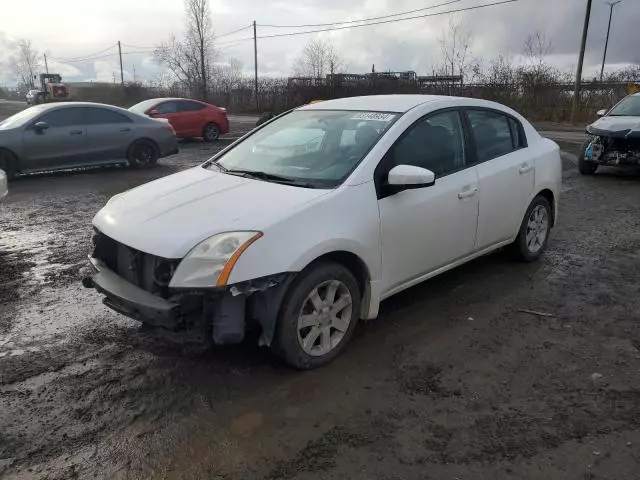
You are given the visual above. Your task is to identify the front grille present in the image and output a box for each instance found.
[93,232,180,298]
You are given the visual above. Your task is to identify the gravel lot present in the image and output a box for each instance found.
[2,101,640,479]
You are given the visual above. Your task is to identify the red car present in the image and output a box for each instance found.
[129,98,229,141]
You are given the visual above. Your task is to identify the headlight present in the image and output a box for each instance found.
[170,231,262,288]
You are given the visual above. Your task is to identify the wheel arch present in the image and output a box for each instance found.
[0,147,21,176]
[536,188,555,226]
[301,250,373,320]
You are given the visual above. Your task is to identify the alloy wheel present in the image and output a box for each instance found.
[297,280,353,357]
[526,204,549,254]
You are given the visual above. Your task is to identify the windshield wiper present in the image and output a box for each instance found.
[225,169,317,188]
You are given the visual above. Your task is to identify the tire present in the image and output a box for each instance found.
[0,149,18,180]
[578,140,598,175]
[127,140,158,169]
[202,123,220,142]
[273,262,361,370]
[511,196,552,263]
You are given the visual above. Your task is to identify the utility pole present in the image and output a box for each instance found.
[600,0,621,83]
[253,21,259,113]
[572,0,593,123]
[133,64,137,83]
[118,40,124,86]
[43,53,49,74]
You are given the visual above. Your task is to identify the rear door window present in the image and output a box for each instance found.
[86,108,132,124]
[156,102,179,114]
[179,101,205,112]
[467,110,519,162]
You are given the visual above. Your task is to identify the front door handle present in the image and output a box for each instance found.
[119,127,131,132]
[69,130,83,135]
[458,186,479,199]
[519,164,533,174]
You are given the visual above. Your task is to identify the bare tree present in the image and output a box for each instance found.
[438,16,472,82]
[154,0,215,99]
[523,31,553,71]
[9,39,41,88]
[212,58,244,92]
[292,39,344,78]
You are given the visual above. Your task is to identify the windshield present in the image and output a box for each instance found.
[608,95,640,117]
[129,99,160,114]
[0,106,46,129]
[211,110,399,188]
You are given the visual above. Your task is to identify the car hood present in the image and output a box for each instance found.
[588,115,640,136]
[93,166,330,258]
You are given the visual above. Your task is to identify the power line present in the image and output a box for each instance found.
[120,43,155,50]
[48,44,117,61]
[57,50,155,64]
[216,23,254,39]
[218,0,518,44]
[258,0,463,28]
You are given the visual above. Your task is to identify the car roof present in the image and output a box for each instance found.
[145,98,203,103]
[27,102,136,116]
[297,94,458,113]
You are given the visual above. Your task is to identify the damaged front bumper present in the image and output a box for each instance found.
[583,126,640,166]
[83,257,294,347]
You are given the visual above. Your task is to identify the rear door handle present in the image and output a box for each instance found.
[519,164,533,174]
[458,186,479,199]
[69,130,83,135]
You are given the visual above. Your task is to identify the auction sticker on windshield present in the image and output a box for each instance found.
[351,112,396,121]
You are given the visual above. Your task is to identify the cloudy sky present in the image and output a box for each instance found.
[0,0,638,86]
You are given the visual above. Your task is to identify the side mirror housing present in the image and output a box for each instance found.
[147,109,160,116]
[385,165,436,194]
[33,121,49,132]
[596,109,607,117]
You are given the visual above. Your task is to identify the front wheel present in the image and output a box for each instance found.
[578,140,598,175]
[127,140,158,169]
[273,263,361,369]
[511,196,552,262]
[202,123,220,142]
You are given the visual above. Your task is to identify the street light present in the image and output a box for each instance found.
[600,0,622,83]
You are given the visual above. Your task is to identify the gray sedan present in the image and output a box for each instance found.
[0,102,179,179]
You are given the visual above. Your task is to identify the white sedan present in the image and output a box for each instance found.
[0,169,7,200]
[84,95,562,369]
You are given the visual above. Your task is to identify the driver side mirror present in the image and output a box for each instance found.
[385,165,436,194]
[33,121,49,132]
[596,109,607,117]
[148,109,160,117]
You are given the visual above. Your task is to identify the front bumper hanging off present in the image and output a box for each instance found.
[83,260,180,330]
[82,257,295,347]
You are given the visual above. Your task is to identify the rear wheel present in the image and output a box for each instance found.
[578,140,598,175]
[0,149,18,180]
[127,140,158,169]
[273,262,361,370]
[511,196,552,262]
[203,123,220,142]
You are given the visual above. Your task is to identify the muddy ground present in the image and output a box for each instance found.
[1,105,640,479]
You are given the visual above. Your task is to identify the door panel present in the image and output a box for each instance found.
[475,150,534,248]
[22,107,87,170]
[379,168,480,294]
[153,102,183,135]
[85,107,134,164]
[466,109,534,249]
[178,101,206,137]
[376,109,479,295]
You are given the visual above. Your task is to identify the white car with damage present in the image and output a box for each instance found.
[84,95,562,369]
[580,92,640,175]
